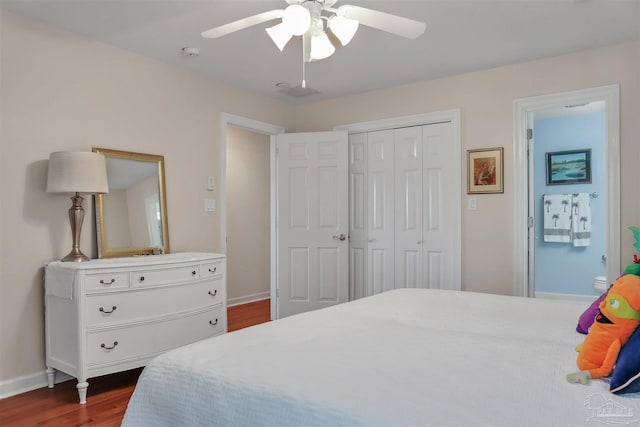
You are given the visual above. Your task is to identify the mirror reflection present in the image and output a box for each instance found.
[93,148,170,258]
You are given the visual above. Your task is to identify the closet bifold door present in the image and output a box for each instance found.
[394,126,424,289]
[348,121,458,298]
[349,132,368,300]
[349,129,396,299]
[367,130,395,295]
[421,121,456,290]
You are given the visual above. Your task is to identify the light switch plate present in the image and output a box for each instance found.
[468,197,477,211]
[207,176,215,191]
[205,198,216,212]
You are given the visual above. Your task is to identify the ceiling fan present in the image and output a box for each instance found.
[201,0,427,62]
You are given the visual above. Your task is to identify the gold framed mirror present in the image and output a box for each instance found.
[92,148,170,258]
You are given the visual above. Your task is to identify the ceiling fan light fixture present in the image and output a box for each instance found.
[310,31,335,61]
[282,4,311,36]
[328,15,358,46]
[266,23,293,51]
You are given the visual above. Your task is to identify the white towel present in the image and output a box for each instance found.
[572,193,591,247]
[543,194,572,243]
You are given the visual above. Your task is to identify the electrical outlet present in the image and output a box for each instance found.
[205,198,216,212]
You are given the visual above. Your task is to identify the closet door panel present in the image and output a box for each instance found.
[350,247,366,299]
[422,122,458,290]
[349,133,367,300]
[368,130,395,294]
[425,251,443,289]
[395,127,423,289]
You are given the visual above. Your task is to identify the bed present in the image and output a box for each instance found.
[122,289,640,426]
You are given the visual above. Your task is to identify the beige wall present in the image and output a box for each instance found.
[295,40,640,296]
[0,10,295,382]
[1,7,638,386]
[226,127,271,302]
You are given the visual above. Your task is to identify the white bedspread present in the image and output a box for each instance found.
[122,289,640,426]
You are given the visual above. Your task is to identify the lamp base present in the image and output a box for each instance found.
[61,193,91,262]
[61,248,90,262]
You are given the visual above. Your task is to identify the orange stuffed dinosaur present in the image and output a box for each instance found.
[567,273,640,384]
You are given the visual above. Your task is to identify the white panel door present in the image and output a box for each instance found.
[348,132,367,300]
[277,131,349,318]
[394,127,423,288]
[367,129,396,294]
[422,122,459,290]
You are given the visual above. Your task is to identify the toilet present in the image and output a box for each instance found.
[593,276,608,294]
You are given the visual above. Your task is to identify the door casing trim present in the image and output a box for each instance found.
[512,85,620,297]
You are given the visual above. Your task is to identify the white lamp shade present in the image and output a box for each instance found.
[47,151,109,194]
[282,4,311,36]
[310,32,335,61]
[266,22,293,51]
[328,15,359,46]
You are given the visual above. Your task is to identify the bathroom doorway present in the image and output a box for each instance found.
[531,103,607,298]
[513,85,620,298]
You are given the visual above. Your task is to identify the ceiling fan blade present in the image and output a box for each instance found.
[201,9,284,39]
[338,5,426,39]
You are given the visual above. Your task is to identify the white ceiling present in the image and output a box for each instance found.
[1,0,639,104]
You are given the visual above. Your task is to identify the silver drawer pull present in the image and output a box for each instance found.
[191,270,197,276]
[99,279,115,285]
[209,319,218,326]
[99,306,117,314]
[209,267,217,273]
[208,290,218,297]
[100,341,118,350]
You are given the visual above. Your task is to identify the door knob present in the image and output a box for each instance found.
[332,234,347,241]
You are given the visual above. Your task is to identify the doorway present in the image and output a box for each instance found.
[226,126,272,305]
[220,113,284,319]
[531,103,607,297]
[513,85,620,298]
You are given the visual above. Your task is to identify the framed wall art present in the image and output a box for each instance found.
[546,149,591,185]
[467,147,503,194]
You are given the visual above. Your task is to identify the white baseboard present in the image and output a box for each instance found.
[227,291,270,307]
[535,291,598,302]
[0,369,73,400]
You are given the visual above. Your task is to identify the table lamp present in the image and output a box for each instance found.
[47,151,109,262]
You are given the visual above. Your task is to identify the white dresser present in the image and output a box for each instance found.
[44,252,226,403]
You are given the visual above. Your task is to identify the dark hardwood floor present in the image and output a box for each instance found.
[0,299,270,427]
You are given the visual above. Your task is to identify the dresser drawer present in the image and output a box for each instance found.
[86,306,225,367]
[131,265,200,288]
[83,272,130,291]
[201,259,225,279]
[85,280,224,326]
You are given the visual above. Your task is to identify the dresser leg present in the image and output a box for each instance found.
[76,381,89,404]
[46,367,55,388]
